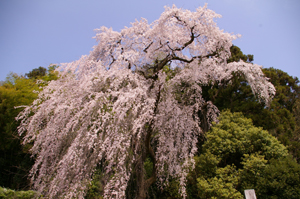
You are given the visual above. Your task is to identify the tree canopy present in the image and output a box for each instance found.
[0,66,58,190]
[0,74,39,190]
[17,5,275,199]
[187,110,300,199]
[25,66,47,79]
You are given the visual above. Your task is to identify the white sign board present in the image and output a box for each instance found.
[244,189,257,199]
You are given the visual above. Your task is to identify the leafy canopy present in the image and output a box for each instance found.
[187,110,290,199]
[0,66,58,190]
[17,5,275,199]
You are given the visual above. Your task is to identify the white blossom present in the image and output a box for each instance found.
[17,4,275,199]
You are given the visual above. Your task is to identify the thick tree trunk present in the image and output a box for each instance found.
[136,156,147,199]
[135,83,161,199]
[135,132,157,199]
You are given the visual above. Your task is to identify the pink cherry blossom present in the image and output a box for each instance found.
[17,4,275,199]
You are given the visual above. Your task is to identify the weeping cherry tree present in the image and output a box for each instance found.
[17,4,275,199]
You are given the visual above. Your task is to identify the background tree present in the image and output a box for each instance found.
[291,99,300,161]
[187,110,299,199]
[248,156,300,199]
[226,45,253,63]
[202,45,300,161]
[25,66,47,79]
[0,73,38,190]
[17,5,275,199]
[0,66,58,190]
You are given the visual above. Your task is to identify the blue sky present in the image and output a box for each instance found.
[1,0,299,81]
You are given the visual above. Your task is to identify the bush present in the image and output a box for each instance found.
[0,187,37,199]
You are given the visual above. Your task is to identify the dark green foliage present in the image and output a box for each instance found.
[240,156,300,199]
[146,178,182,199]
[262,68,299,138]
[25,66,47,79]
[85,169,104,199]
[255,156,300,199]
[263,68,299,111]
[290,99,300,162]
[227,45,254,63]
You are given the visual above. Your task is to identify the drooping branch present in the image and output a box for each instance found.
[16,4,276,199]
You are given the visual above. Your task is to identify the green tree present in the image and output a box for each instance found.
[248,156,300,199]
[227,45,254,63]
[202,46,300,161]
[290,99,300,161]
[187,110,293,198]
[25,66,47,79]
[0,66,58,190]
[0,75,39,190]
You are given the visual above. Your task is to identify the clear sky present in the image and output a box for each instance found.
[1,0,299,81]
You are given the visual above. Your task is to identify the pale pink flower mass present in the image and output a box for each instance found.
[17,4,275,199]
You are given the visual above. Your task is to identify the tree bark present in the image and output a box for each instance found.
[135,83,161,199]
[135,133,156,199]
